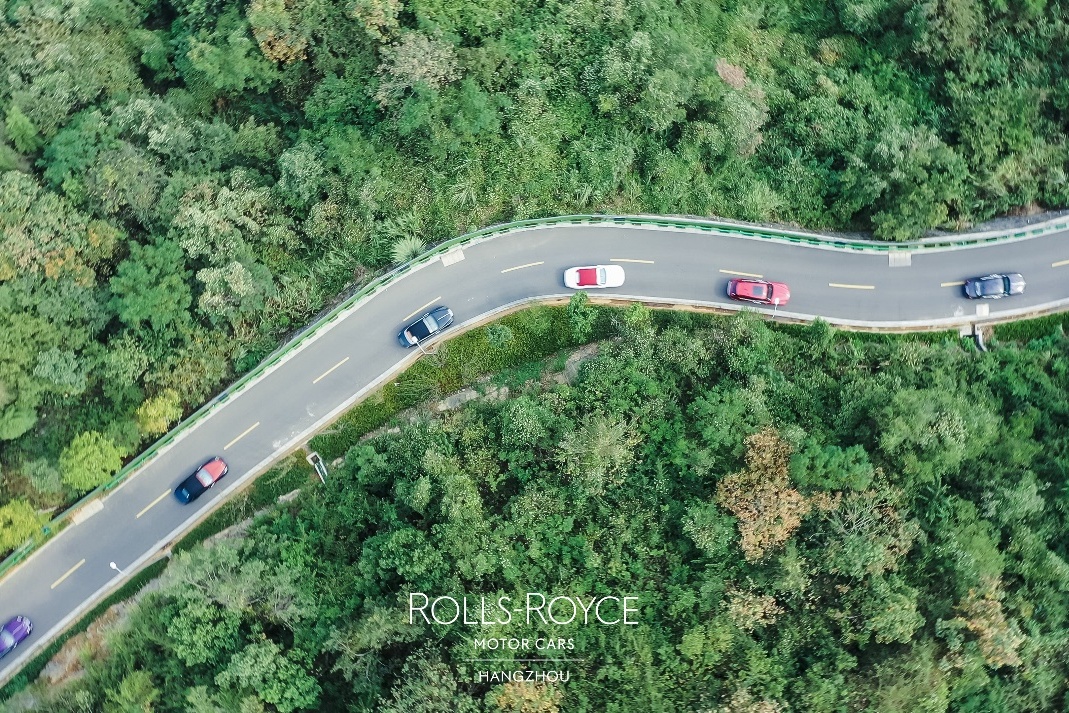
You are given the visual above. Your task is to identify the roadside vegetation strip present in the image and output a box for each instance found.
[6,211,1069,582]
[0,557,170,702]
[0,303,1060,700]
[13,305,1069,711]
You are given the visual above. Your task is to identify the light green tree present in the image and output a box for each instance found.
[567,291,598,342]
[136,389,183,436]
[5,105,40,153]
[59,431,124,491]
[104,670,160,713]
[0,500,42,553]
[215,640,320,713]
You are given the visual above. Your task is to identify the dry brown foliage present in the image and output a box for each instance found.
[248,0,309,64]
[716,428,811,561]
[954,576,1026,668]
[492,680,563,713]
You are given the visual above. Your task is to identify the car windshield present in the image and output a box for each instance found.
[0,631,14,648]
[597,267,606,283]
[423,314,438,332]
[408,319,431,340]
[195,469,214,487]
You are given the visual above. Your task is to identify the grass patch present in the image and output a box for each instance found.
[172,453,313,555]
[993,313,1069,343]
[0,557,170,702]
[310,304,611,460]
[0,457,314,701]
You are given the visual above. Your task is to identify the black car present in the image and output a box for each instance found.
[398,306,454,348]
[964,273,1025,299]
[174,457,229,503]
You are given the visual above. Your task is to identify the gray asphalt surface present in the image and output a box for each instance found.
[3,223,1069,683]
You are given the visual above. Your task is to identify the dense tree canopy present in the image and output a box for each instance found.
[8,310,1069,712]
[1,0,1067,537]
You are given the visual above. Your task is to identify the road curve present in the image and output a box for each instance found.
[4,220,1069,684]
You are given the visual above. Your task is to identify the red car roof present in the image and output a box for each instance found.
[576,268,598,286]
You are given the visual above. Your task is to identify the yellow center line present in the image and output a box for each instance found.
[610,258,655,264]
[941,280,965,287]
[501,261,544,273]
[224,421,260,451]
[829,283,875,290]
[1052,259,1069,268]
[403,297,442,322]
[51,559,85,590]
[719,269,764,279]
[312,356,350,385]
[136,489,172,519]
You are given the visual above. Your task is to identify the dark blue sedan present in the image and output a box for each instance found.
[398,306,454,348]
[964,273,1025,299]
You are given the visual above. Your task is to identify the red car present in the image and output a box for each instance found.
[174,457,229,503]
[727,278,790,306]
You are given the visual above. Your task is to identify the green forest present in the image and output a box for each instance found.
[2,0,1069,546]
[6,307,1069,712]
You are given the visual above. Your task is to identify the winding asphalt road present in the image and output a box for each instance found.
[3,221,1069,683]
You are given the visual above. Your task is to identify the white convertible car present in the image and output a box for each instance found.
[563,265,626,289]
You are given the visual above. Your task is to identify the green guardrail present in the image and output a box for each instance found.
[3,212,1067,580]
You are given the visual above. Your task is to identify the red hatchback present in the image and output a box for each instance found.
[727,278,790,306]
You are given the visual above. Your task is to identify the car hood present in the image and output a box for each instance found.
[1008,274,1026,293]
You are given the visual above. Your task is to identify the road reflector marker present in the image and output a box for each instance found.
[224,422,260,451]
[829,283,875,290]
[610,258,655,264]
[403,296,443,321]
[1052,259,1069,268]
[941,281,965,287]
[501,261,544,273]
[51,559,85,590]
[313,357,350,385]
[719,269,763,278]
[136,490,172,519]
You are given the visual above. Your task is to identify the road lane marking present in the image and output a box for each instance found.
[501,261,544,273]
[136,490,171,519]
[610,258,655,264]
[719,269,763,278]
[941,280,965,287]
[1053,259,1069,268]
[51,559,85,589]
[312,357,350,385]
[829,283,875,290]
[403,297,442,321]
[224,422,260,451]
